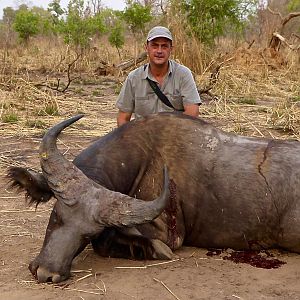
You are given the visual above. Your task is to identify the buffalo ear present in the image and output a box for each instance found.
[99,167,170,227]
[7,167,53,206]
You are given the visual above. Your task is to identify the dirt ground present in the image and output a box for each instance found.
[1,78,300,300]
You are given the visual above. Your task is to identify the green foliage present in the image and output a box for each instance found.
[31,6,54,35]
[287,0,300,33]
[47,0,65,34]
[114,83,122,95]
[237,97,257,105]
[122,2,152,35]
[37,103,59,116]
[291,95,300,102]
[92,13,107,34]
[48,0,65,21]
[75,87,84,94]
[58,0,106,48]
[25,119,46,129]
[100,8,120,27]
[179,0,257,45]
[13,9,40,42]
[109,21,125,55]
[18,4,29,11]
[2,112,19,123]
[92,88,104,96]
[288,0,300,11]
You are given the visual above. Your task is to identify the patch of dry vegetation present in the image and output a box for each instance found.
[0,38,124,138]
[196,47,300,139]
[0,36,299,143]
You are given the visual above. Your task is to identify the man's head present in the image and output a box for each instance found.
[145,26,173,67]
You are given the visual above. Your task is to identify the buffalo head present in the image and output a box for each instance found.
[30,115,170,283]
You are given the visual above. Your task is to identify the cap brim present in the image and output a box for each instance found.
[147,35,172,41]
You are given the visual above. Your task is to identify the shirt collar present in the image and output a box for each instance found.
[142,60,173,80]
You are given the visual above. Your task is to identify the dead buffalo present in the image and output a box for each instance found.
[8,113,300,283]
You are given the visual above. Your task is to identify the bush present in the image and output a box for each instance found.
[109,22,125,58]
[58,0,106,49]
[13,10,40,42]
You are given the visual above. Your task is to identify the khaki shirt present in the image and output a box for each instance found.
[116,60,201,119]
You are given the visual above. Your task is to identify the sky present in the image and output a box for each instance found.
[0,0,126,18]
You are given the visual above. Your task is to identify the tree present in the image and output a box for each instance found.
[287,0,300,33]
[13,9,40,43]
[3,7,17,25]
[48,0,65,26]
[59,0,106,49]
[122,1,152,59]
[122,1,153,36]
[1,7,17,65]
[109,21,125,59]
[267,6,300,51]
[48,0,65,20]
[31,6,54,36]
[88,0,103,15]
[178,0,258,45]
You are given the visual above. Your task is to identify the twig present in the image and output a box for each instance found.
[115,266,147,269]
[71,269,92,273]
[64,287,103,295]
[0,209,50,213]
[35,51,83,93]
[232,295,244,299]
[153,278,181,300]
[75,273,93,283]
[115,259,181,269]
[145,259,181,267]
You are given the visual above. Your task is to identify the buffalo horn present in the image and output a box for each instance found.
[39,115,170,225]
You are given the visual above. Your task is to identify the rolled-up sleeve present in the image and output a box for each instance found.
[116,76,135,113]
[180,68,201,105]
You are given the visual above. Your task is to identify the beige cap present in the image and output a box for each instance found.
[146,26,173,41]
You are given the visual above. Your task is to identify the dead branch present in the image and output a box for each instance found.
[267,7,300,25]
[267,8,300,51]
[51,54,66,75]
[197,65,221,99]
[116,52,147,71]
[267,7,283,20]
[247,39,255,49]
[272,32,300,50]
[60,52,82,92]
[259,50,277,70]
[282,12,300,27]
[35,52,82,93]
[198,54,235,97]
[291,33,300,40]
[159,0,167,15]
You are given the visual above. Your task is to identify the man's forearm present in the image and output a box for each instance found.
[183,104,200,117]
[117,118,129,127]
[117,111,132,127]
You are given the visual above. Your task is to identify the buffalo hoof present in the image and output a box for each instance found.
[151,239,176,260]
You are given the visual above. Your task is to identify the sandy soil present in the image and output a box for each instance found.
[1,80,300,300]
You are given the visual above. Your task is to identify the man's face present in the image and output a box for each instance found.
[145,37,172,66]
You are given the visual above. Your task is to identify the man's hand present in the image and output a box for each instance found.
[117,110,132,127]
[183,104,199,118]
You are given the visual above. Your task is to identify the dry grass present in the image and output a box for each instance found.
[195,46,300,139]
[0,36,299,142]
[166,11,210,74]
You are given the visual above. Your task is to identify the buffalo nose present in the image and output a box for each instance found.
[36,266,62,283]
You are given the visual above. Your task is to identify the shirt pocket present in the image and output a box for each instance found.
[135,96,154,117]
